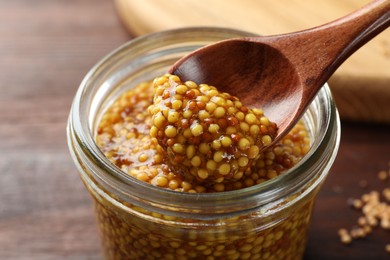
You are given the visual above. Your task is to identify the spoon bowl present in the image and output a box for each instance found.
[171,39,302,135]
[170,0,390,145]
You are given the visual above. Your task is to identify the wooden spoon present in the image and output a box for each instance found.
[169,0,390,146]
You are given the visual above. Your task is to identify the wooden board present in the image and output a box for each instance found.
[114,0,390,123]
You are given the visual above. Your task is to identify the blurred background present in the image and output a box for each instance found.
[0,0,389,259]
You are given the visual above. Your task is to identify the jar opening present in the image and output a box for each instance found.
[68,27,340,219]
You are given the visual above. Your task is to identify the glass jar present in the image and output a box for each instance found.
[67,27,340,260]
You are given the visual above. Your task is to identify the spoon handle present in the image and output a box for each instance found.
[258,0,390,90]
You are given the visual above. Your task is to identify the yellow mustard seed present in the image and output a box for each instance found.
[199,110,211,121]
[171,100,182,110]
[260,116,270,126]
[161,108,169,118]
[150,126,158,137]
[248,145,260,159]
[136,172,149,182]
[191,156,201,167]
[175,84,188,95]
[167,111,179,123]
[378,170,388,181]
[238,156,249,167]
[352,199,363,209]
[173,94,183,101]
[207,89,218,97]
[191,123,203,136]
[193,185,205,193]
[172,143,184,153]
[208,124,220,134]
[197,95,209,103]
[239,243,252,252]
[153,113,166,128]
[181,181,192,191]
[383,188,390,201]
[226,126,237,135]
[156,176,168,187]
[169,74,180,82]
[183,109,193,119]
[198,169,209,179]
[385,244,390,253]
[176,135,186,144]
[154,76,166,86]
[265,151,275,160]
[183,128,192,138]
[267,170,278,179]
[262,135,273,146]
[213,151,224,163]
[206,160,217,171]
[227,106,237,115]
[185,80,197,89]
[168,179,180,190]
[252,108,264,116]
[238,138,250,151]
[199,143,210,154]
[244,178,255,187]
[381,218,390,229]
[205,102,217,113]
[340,233,352,244]
[213,183,225,192]
[186,145,195,159]
[293,146,302,155]
[250,125,260,135]
[240,122,250,132]
[245,113,257,124]
[221,136,232,147]
[219,163,231,175]
[214,106,226,118]
[164,126,177,138]
[149,105,160,115]
[233,171,243,180]
[199,84,210,92]
[213,96,226,106]
[211,140,221,150]
[154,154,163,164]
[235,111,245,121]
[138,153,149,162]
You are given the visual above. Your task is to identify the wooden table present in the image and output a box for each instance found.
[0,1,389,259]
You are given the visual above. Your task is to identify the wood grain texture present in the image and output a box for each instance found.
[0,0,130,259]
[0,0,389,259]
[115,0,390,124]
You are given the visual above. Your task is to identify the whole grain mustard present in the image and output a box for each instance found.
[97,74,310,193]
[148,74,277,185]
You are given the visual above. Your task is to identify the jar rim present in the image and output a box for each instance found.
[68,27,340,218]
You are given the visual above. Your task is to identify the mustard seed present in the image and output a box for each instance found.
[190,123,203,136]
[164,126,177,138]
[386,244,390,253]
[378,170,388,181]
[156,176,168,187]
[340,233,352,244]
[219,163,231,175]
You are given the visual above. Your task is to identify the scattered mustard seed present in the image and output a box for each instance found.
[386,244,390,254]
[378,170,389,181]
[338,166,390,254]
